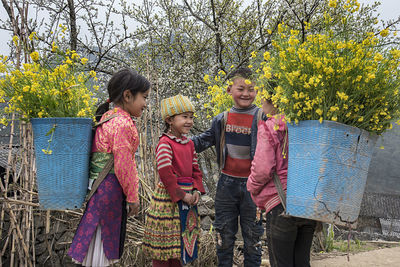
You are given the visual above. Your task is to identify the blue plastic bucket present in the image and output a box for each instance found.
[31,118,92,210]
[286,120,378,226]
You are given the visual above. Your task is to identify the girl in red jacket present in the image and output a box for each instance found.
[143,94,205,267]
[247,98,316,267]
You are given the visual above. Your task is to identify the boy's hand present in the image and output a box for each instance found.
[192,190,200,205]
[183,193,194,205]
[128,202,140,216]
[256,207,262,222]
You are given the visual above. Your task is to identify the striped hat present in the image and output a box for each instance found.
[160,94,195,120]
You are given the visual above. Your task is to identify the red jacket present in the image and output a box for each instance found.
[247,115,288,213]
[156,134,205,202]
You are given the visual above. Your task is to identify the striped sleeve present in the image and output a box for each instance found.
[156,140,186,202]
[192,150,198,165]
[264,194,282,213]
[156,143,173,170]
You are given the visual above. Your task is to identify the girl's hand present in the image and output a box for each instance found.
[183,193,194,205]
[192,190,201,205]
[128,202,140,216]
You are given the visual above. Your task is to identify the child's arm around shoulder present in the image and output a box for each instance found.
[191,113,223,153]
[247,120,277,196]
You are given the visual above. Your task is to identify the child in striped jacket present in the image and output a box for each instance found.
[143,94,205,267]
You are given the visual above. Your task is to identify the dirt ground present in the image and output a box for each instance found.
[254,241,400,267]
[311,246,400,267]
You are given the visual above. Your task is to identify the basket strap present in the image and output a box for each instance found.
[256,108,263,123]
[219,111,228,169]
[273,172,287,210]
[94,113,121,127]
[86,156,114,201]
[85,113,121,202]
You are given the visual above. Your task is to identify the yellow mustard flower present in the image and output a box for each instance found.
[29,32,37,41]
[81,58,88,65]
[263,51,271,61]
[336,91,349,101]
[0,117,8,126]
[380,29,389,37]
[30,51,39,62]
[12,36,19,46]
[51,42,58,52]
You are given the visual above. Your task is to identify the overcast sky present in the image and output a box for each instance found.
[360,0,399,20]
[0,0,399,56]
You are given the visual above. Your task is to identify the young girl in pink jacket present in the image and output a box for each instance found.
[247,98,316,267]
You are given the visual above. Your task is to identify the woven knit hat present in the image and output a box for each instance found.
[160,94,195,120]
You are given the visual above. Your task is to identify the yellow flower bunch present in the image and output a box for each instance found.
[0,48,97,121]
[252,0,400,134]
[203,70,234,117]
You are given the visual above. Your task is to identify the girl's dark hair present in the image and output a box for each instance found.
[95,68,150,121]
[163,115,175,133]
[163,121,170,133]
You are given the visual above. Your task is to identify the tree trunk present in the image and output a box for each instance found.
[67,0,77,51]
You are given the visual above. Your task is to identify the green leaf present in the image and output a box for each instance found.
[45,124,57,136]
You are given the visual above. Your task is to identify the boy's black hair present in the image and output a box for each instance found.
[227,67,253,81]
[95,68,150,121]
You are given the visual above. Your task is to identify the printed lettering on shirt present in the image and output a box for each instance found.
[225,124,252,135]
[222,109,256,178]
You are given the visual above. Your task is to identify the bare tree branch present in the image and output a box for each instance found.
[183,0,215,31]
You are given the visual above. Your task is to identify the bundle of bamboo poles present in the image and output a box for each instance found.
[0,115,36,267]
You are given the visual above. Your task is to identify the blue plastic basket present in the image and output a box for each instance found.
[286,120,378,226]
[31,118,92,210]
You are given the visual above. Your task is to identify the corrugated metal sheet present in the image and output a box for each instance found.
[380,218,400,237]
[0,147,21,173]
[361,123,400,219]
[360,192,400,219]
